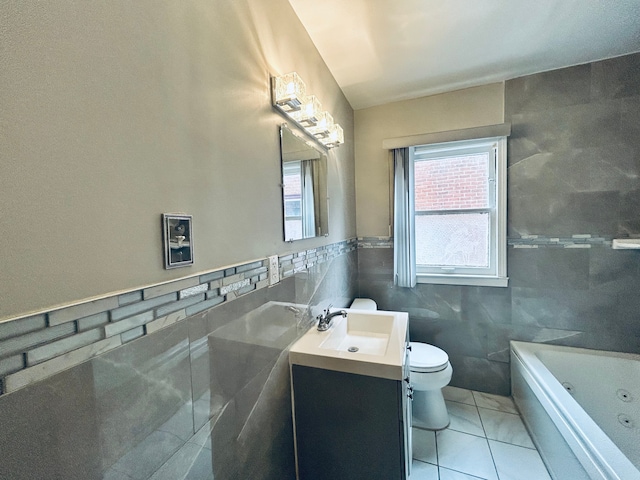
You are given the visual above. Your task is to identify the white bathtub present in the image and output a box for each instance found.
[510,341,640,480]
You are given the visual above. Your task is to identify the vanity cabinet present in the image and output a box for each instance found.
[291,361,411,480]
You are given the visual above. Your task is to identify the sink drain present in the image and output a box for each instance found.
[348,346,359,353]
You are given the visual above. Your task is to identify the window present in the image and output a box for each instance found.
[282,160,317,241]
[411,137,507,287]
[283,161,304,240]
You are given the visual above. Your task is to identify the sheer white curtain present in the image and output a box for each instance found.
[393,148,416,287]
[301,160,316,238]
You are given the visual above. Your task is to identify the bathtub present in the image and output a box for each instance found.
[510,341,640,480]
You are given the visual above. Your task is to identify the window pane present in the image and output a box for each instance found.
[283,164,302,198]
[416,213,489,268]
[415,153,489,210]
[285,219,302,240]
[285,199,301,217]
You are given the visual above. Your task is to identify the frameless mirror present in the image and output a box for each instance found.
[280,124,329,241]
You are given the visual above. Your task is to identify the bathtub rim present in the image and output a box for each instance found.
[510,341,640,480]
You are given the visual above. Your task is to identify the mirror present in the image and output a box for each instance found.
[280,124,329,241]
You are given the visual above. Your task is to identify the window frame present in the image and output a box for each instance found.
[282,161,303,240]
[410,136,508,287]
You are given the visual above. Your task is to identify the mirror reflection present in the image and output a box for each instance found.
[280,124,329,241]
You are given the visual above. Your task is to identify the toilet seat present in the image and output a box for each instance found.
[409,342,449,373]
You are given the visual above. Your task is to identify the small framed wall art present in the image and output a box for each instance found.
[162,213,194,269]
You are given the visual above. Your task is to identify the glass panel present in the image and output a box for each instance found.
[414,153,489,211]
[416,213,490,268]
[280,125,329,241]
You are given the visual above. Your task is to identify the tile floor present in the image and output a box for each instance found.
[410,386,552,480]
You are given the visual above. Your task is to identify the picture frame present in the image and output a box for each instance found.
[162,214,194,269]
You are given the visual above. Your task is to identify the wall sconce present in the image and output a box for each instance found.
[271,72,344,149]
[291,95,321,127]
[324,124,344,148]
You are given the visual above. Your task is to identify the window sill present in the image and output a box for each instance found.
[416,274,509,288]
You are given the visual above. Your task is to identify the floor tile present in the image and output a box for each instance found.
[446,400,485,437]
[440,467,489,479]
[411,389,550,480]
[411,460,439,480]
[412,427,437,464]
[489,440,551,480]
[478,408,535,449]
[472,391,518,414]
[436,429,498,480]
[443,386,476,406]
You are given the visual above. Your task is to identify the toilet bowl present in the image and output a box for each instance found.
[409,341,453,430]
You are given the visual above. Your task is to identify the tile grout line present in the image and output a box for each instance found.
[476,400,502,480]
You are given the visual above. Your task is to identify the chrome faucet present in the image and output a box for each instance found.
[316,305,347,331]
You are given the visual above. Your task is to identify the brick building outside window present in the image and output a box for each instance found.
[410,137,508,287]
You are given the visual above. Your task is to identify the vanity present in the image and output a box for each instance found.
[289,309,411,480]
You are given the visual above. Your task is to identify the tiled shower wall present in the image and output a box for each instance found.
[0,240,357,480]
[359,52,640,395]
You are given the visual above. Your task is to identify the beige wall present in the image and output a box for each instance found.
[0,0,355,320]
[354,83,505,237]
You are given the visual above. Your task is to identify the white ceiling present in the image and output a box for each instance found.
[288,0,640,110]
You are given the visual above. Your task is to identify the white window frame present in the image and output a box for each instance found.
[411,136,508,287]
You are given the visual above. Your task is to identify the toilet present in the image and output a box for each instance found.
[349,298,453,430]
[409,341,453,430]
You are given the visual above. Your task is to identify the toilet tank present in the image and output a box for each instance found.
[349,298,377,310]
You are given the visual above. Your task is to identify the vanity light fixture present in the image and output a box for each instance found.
[271,72,343,149]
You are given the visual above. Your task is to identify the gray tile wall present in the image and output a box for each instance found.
[358,53,640,396]
[0,240,357,479]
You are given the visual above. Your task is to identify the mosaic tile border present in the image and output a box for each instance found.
[355,234,618,250]
[508,234,613,248]
[2,233,621,395]
[357,236,394,249]
[0,239,357,396]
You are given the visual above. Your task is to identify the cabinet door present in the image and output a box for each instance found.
[292,365,404,480]
[401,346,412,478]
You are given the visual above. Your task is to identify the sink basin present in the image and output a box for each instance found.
[289,309,408,380]
[319,311,393,355]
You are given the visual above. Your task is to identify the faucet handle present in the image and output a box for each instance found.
[325,304,333,314]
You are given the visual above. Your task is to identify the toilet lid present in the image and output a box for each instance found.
[409,342,449,373]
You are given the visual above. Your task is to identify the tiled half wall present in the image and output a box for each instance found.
[0,239,356,396]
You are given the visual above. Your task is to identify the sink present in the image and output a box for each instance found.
[319,311,394,355]
[289,309,408,380]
